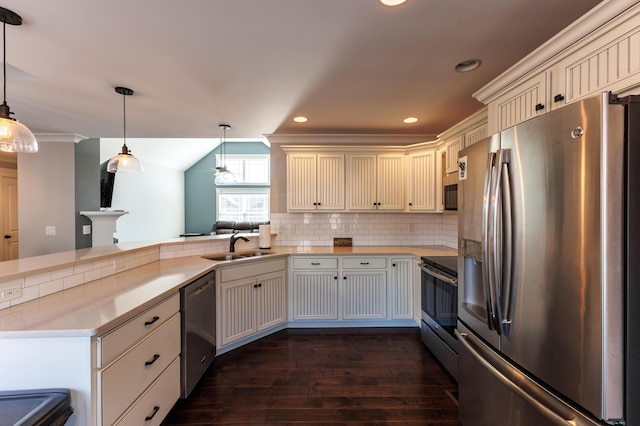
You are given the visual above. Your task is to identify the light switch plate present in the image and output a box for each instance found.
[83,225,91,235]
[45,226,56,236]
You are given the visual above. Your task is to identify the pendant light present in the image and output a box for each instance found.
[214,124,236,185]
[0,7,37,153]
[107,86,143,173]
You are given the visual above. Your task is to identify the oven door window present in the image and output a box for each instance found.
[421,268,458,336]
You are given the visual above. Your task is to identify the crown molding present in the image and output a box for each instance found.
[34,133,88,143]
[474,0,640,104]
[265,133,437,146]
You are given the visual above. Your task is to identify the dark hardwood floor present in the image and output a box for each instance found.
[162,327,460,425]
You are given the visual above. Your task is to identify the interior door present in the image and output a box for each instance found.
[1,171,18,261]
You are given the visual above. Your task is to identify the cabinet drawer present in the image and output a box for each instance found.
[114,356,180,426]
[220,258,286,282]
[99,293,179,367]
[342,257,387,269]
[101,313,181,426]
[292,257,338,269]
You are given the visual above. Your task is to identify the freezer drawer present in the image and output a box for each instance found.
[456,322,601,426]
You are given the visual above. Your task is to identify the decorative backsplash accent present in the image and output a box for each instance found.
[333,237,353,247]
[270,212,458,248]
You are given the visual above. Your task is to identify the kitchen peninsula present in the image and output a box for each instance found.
[0,234,454,426]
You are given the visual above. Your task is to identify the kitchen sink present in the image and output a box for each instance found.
[203,250,274,261]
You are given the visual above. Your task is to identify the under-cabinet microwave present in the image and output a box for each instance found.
[443,173,458,211]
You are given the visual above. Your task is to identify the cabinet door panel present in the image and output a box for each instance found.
[287,154,317,211]
[220,279,256,345]
[342,271,387,319]
[347,154,377,210]
[256,272,287,331]
[293,271,338,319]
[496,73,546,131]
[390,259,413,319]
[317,154,345,210]
[376,155,404,210]
[408,151,436,211]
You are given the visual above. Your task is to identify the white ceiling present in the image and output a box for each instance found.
[0,1,603,147]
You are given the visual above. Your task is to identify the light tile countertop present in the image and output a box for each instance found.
[0,245,455,339]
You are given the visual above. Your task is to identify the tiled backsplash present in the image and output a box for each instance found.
[0,247,161,311]
[0,214,458,311]
[270,212,458,248]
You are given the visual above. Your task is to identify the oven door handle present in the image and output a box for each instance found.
[419,264,457,285]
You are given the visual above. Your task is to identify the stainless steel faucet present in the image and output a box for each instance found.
[229,231,249,252]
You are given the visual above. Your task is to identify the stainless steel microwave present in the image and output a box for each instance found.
[443,173,458,211]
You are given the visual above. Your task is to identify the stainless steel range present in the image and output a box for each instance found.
[419,255,458,380]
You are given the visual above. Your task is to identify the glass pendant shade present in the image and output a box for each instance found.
[214,123,236,184]
[0,116,38,153]
[107,144,144,173]
[214,166,236,185]
[0,9,38,153]
[107,87,142,173]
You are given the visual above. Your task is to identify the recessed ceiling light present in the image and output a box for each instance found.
[403,117,418,124]
[380,0,408,6]
[455,59,482,72]
[293,116,308,123]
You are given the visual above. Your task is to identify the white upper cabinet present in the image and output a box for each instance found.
[286,153,345,212]
[491,71,548,132]
[347,153,404,211]
[475,1,640,134]
[406,149,437,212]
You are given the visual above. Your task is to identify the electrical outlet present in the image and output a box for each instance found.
[0,283,21,301]
[82,225,91,235]
[45,226,56,236]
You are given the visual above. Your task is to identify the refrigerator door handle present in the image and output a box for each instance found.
[497,148,514,337]
[482,152,497,330]
[456,330,601,426]
[489,150,504,333]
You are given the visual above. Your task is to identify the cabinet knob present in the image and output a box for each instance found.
[535,103,544,111]
[3,235,9,239]
[554,94,565,103]
[343,276,347,280]
[408,203,412,206]
[392,263,396,267]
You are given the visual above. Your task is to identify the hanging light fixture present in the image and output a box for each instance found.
[0,7,37,153]
[214,123,236,185]
[107,86,143,173]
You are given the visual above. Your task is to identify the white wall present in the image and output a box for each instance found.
[18,135,79,258]
[109,160,185,243]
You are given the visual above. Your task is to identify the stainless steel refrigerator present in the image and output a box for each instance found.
[456,92,639,426]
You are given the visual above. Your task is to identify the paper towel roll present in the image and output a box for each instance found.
[259,224,272,249]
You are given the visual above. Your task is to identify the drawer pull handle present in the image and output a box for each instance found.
[144,316,160,326]
[145,354,160,366]
[145,406,160,421]
[360,262,370,265]
[311,262,320,265]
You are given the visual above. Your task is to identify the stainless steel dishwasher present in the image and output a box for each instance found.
[180,270,216,398]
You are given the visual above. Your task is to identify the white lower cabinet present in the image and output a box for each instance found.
[98,293,181,426]
[390,257,414,319]
[290,255,414,325]
[217,258,287,350]
[341,257,388,320]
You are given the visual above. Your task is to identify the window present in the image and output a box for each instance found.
[216,188,270,222]
[215,154,270,184]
